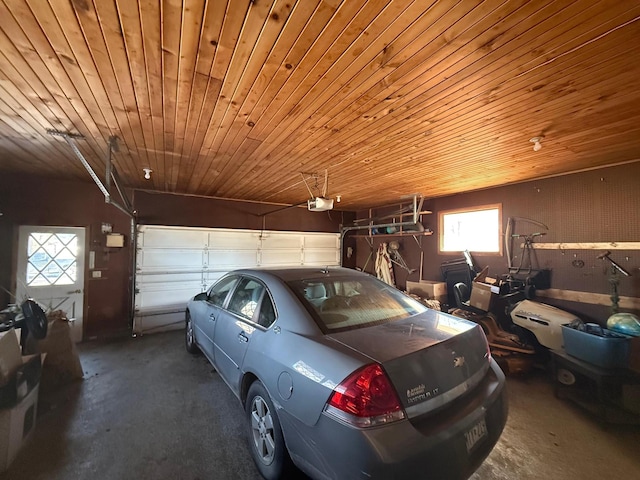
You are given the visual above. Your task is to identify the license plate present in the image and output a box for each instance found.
[464,418,488,453]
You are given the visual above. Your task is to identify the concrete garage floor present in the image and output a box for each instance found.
[2,331,639,480]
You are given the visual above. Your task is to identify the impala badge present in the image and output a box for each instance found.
[454,356,465,368]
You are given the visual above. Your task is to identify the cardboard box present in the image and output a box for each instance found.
[36,320,83,393]
[468,282,498,312]
[0,330,22,386]
[0,355,42,409]
[0,329,42,409]
[0,384,38,472]
[0,330,43,472]
[406,280,447,303]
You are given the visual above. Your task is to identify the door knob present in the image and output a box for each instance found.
[67,289,82,294]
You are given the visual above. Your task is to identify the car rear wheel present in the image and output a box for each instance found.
[185,311,199,354]
[246,381,293,480]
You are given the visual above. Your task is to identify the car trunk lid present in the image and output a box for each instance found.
[326,310,490,418]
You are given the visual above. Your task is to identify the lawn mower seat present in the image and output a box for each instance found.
[453,282,487,315]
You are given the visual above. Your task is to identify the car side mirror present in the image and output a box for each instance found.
[194,292,207,301]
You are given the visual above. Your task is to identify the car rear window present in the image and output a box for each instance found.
[288,275,427,332]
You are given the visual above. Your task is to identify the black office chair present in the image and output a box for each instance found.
[452,282,487,315]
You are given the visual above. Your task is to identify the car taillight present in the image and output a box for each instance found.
[325,363,405,427]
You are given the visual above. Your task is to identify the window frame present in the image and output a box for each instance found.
[438,203,503,255]
[227,277,265,321]
[206,275,239,308]
[224,275,278,330]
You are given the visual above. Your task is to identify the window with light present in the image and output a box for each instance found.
[439,204,502,254]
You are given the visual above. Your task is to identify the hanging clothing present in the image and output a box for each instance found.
[375,242,395,287]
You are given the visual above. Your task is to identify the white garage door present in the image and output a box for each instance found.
[133,225,341,334]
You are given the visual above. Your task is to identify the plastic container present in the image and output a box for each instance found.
[561,323,631,369]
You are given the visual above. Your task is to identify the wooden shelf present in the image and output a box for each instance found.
[351,230,433,238]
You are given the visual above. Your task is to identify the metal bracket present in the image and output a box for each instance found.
[47,130,134,218]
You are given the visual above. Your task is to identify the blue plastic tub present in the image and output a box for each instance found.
[561,323,630,369]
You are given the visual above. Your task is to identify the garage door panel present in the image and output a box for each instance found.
[137,286,200,307]
[261,249,302,266]
[205,250,258,268]
[138,250,205,270]
[134,226,339,334]
[136,272,204,285]
[140,228,208,248]
[304,235,340,249]
[208,230,260,249]
[303,250,341,265]
[261,233,301,249]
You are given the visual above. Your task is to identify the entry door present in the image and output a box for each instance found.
[16,226,85,343]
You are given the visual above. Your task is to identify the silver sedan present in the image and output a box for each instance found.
[185,267,507,480]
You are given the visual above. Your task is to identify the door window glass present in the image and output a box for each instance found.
[26,232,78,286]
[207,276,238,307]
[228,278,265,321]
[257,296,276,328]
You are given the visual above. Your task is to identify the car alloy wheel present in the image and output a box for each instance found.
[245,381,293,479]
[250,395,275,464]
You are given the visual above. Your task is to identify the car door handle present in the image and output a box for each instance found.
[209,313,216,321]
[238,332,249,343]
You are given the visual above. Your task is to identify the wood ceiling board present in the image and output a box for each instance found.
[82,0,155,181]
[0,1,109,165]
[198,0,375,196]
[324,1,632,150]
[208,1,323,156]
[232,3,584,198]
[0,43,70,137]
[220,0,341,151]
[30,0,133,178]
[185,0,271,193]
[160,0,182,190]
[296,0,636,167]
[171,0,208,192]
[352,54,639,171]
[35,0,139,180]
[116,0,165,188]
[0,84,86,176]
[218,0,466,198]
[178,0,227,192]
[298,19,640,190]
[195,0,299,194]
[0,0,639,210]
[203,0,332,197]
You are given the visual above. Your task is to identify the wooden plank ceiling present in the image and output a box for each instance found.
[0,0,639,210]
